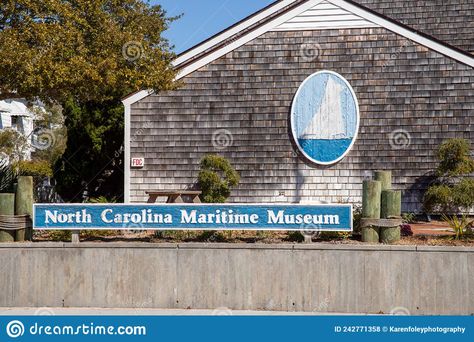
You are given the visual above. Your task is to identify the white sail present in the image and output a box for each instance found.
[301,77,346,140]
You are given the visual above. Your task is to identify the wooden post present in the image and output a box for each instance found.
[0,193,15,242]
[381,190,402,218]
[380,190,402,244]
[15,176,33,241]
[361,180,381,243]
[375,171,392,191]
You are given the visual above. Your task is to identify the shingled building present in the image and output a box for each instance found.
[123,0,474,212]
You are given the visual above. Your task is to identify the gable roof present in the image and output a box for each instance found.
[173,0,474,78]
[353,0,474,54]
[123,0,474,105]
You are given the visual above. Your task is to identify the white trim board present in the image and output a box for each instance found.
[123,90,152,203]
[271,0,378,31]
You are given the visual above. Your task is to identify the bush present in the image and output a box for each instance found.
[15,160,53,180]
[0,163,17,193]
[442,214,473,240]
[198,155,240,203]
[87,196,118,203]
[287,231,305,242]
[423,139,474,213]
[436,138,474,177]
[48,230,72,242]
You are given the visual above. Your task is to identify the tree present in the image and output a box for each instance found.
[0,129,28,163]
[0,0,177,103]
[423,139,474,213]
[0,0,178,201]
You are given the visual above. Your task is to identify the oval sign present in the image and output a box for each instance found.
[291,71,359,165]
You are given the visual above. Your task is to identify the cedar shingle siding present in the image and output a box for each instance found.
[129,27,474,211]
[353,0,474,53]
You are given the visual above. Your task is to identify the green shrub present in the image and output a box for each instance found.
[48,230,72,241]
[352,204,362,234]
[198,154,240,203]
[436,138,474,176]
[15,160,53,179]
[0,163,17,193]
[423,139,474,213]
[286,231,305,242]
[442,214,473,240]
[87,196,118,203]
[402,212,417,224]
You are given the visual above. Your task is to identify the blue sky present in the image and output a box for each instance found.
[152,0,275,54]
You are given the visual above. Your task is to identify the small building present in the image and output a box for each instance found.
[123,0,474,212]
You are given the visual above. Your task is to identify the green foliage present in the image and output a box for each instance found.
[436,139,474,177]
[442,214,473,240]
[402,212,417,224]
[0,129,28,162]
[286,231,305,242]
[48,230,72,242]
[15,160,53,179]
[54,99,126,201]
[0,163,17,193]
[87,196,118,203]
[320,231,351,240]
[0,0,178,201]
[32,104,68,167]
[352,204,362,234]
[0,0,177,104]
[424,139,474,214]
[196,230,227,242]
[198,155,240,203]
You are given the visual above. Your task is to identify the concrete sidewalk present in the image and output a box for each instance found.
[0,307,355,316]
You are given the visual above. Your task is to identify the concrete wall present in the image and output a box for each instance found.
[0,243,473,315]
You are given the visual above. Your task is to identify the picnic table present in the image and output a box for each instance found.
[146,191,202,204]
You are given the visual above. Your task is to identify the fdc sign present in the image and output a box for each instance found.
[33,204,353,231]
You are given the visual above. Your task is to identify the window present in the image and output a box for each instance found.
[11,116,18,129]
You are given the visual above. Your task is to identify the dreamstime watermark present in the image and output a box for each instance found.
[114,120,152,159]
[390,306,411,315]
[313,298,330,313]
[212,307,233,316]
[31,128,56,150]
[122,41,144,62]
[299,43,323,62]
[5,320,146,338]
[389,129,411,150]
[301,223,322,240]
[34,307,56,316]
[382,40,410,69]
[6,320,24,338]
[122,222,146,234]
[212,129,234,150]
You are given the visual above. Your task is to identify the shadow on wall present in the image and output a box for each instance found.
[403,172,437,213]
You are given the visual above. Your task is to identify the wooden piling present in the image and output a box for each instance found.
[15,176,34,241]
[380,190,402,244]
[0,193,15,242]
[361,180,381,243]
[375,171,392,191]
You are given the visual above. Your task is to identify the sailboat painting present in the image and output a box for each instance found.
[291,71,359,165]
